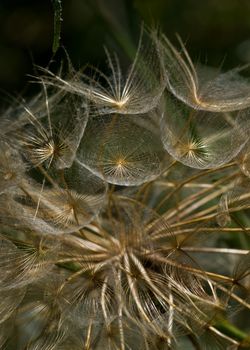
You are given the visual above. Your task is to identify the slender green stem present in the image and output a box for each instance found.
[51,0,63,53]
[215,320,250,344]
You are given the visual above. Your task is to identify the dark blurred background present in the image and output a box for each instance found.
[1,0,250,101]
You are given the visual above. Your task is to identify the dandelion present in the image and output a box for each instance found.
[13,86,88,170]
[8,162,107,235]
[76,113,169,186]
[160,93,249,169]
[161,34,250,112]
[0,29,250,350]
[42,29,167,116]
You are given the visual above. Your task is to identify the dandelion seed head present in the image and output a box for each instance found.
[0,28,250,350]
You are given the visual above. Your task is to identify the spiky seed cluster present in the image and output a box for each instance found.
[0,29,250,350]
